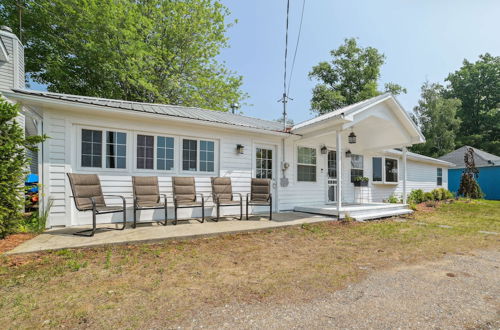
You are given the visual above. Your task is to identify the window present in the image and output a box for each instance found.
[81,129,102,167]
[297,147,316,182]
[182,139,197,171]
[182,139,215,172]
[137,135,154,169]
[437,168,443,186]
[200,140,215,172]
[256,147,273,179]
[157,136,174,171]
[106,131,127,169]
[385,158,398,182]
[372,157,382,182]
[350,154,364,182]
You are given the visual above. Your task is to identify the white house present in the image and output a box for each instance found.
[0,27,453,226]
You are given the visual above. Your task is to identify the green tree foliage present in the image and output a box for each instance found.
[445,54,500,155]
[410,82,461,158]
[308,38,406,115]
[0,0,246,111]
[0,97,46,238]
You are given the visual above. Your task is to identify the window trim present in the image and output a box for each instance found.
[371,156,399,185]
[77,126,130,172]
[180,137,217,174]
[437,167,443,186]
[296,146,317,182]
[133,132,177,173]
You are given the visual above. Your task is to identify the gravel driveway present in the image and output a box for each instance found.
[185,250,500,329]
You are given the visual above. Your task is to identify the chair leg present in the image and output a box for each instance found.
[174,206,178,225]
[73,208,98,237]
[269,196,272,220]
[132,207,137,229]
[201,201,205,223]
[119,206,127,230]
[239,200,243,220]
[163,204,168,226]
[246,201,249,220]
[214,203,219,222]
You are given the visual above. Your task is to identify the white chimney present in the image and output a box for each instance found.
[0,26,25,91]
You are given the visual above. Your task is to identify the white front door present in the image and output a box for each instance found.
[254,144,277,209]
[326,150,337,203]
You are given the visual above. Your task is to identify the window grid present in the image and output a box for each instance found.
[137,134,154,170]
[350,154,364,182]
[385,158,398,182]
[157,136,175,171]
[81,129,102,168]
[256,148,273,179]
[106,131,127,169]
[297,147,317,182]
[200,140,215,172]
[182,139,198,171]
[437,168,443,186]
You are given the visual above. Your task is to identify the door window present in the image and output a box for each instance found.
[256,147,273,179]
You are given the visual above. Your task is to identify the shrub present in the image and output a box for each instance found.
[408,189,424,204]
[431,189,442,201]
[387,194,400,203]
[18,200,52,233]
[0,97,46,238]
[423,192,434,201]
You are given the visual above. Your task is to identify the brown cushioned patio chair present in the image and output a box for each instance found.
[211,177,242,221]
[172,177,205,225]
[246,178,272,220]
[132,176,168,228]
[67,173,127,237]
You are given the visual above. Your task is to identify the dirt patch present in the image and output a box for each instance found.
[0,233,36,254]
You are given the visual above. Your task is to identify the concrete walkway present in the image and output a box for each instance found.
[6,212,332,255]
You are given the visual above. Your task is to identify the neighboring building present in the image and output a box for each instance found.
[0,26,454,226]
[439,146,500,200]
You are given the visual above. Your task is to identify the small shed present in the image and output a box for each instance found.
[439,146,500,200]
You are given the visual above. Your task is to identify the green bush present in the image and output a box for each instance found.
[408,189,424,204]
[387,194,400,203]
[423,192,434,201]
[0,97,46,238]
[431,189,442,200]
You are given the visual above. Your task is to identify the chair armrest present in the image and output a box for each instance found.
[268,193,272,202]
[212,193,218,204]
[102,195,126,208]
[160,194,168,206]
[232,192,243,201]
[195,193,205,203]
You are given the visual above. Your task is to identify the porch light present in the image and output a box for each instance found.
[320,145,327,154]
[348,131,357,144]
[236,144,244,154]
[345,150,352,158]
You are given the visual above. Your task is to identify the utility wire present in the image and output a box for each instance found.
[287,0,306,97]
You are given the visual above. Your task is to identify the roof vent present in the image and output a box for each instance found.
[0,26,13,33]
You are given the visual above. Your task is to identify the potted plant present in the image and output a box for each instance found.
[353,176,369,187]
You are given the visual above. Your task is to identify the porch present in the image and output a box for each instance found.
[294,203,413,221]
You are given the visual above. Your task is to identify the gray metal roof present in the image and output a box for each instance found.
[11,89,288,133]
[439,146,500,168]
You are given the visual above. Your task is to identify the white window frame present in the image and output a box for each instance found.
[437,167,443,186]
[180,137,217,175]
[77,125,130,172]
[372,156,399,185]
[350,154,364,183]
[296,146,317,182]
[133,132,177,173]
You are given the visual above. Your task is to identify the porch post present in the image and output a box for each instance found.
[336,130,342,211]
[402,146,407,204]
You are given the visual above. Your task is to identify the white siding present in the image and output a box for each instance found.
[0,30,24,91]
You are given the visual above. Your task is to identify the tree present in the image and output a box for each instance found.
[445,54,500,154]
[0,0,246,111]
[410,82,461,158]
[458,147,483,199]
[0,97,46,238]
[308,38,406,115]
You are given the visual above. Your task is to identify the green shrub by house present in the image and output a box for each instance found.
[0,97,46,238]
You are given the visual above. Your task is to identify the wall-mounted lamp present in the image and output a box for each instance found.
[345,150,352,158]
[236,144,244,154]
[320,145,328,154]
[348,131,357,144]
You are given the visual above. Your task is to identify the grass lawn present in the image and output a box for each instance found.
[1,200,499,328]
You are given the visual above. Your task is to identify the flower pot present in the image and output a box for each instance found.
[354,181,368,187]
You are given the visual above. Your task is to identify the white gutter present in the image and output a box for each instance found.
[4,91,296,137]
[385,149,455,167]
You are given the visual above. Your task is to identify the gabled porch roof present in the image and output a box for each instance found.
[291,94,425,150]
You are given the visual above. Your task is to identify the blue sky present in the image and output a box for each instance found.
[217,0,500,123]
[29,0,499,123]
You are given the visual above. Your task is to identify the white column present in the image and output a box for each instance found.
[402,146,407,204]
[336,131,342,211]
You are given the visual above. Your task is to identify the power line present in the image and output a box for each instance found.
[287,0,306,97]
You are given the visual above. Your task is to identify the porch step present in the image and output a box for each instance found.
[293,203,413,221]
[352,209,413,221]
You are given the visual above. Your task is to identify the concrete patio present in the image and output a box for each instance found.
[5,212,333,255]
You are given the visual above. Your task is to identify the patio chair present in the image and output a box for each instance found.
[246,178,272,220]
[67,173,126,237]
[211,177,243,221]
[172,177,205,225]
[132,176,168,228]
